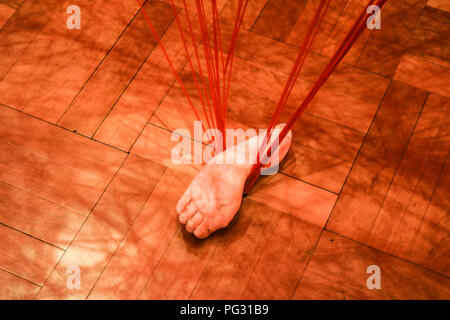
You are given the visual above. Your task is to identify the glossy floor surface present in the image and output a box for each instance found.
[0,0,449,299]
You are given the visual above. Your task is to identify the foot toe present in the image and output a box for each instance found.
[194,220,211,239]
[185,212,204,233]
[179,202,197,224]
[176,189,191,214]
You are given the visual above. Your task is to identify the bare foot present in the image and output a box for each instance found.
[176,124,292,239]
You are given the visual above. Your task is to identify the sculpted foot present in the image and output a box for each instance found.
[176,124,292,239]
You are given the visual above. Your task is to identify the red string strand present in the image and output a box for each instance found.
[195,0,224,140]
[244,0,387,194]
[168,0,212,133]
[181,0,217,132]
[223,0,249,130]
[138,0,387,194]
[135,0,207,135]
[255,0,330,169]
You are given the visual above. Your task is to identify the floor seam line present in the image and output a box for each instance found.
[324,229,450,279]
[0,266,42,288]
[33,154,129,299]
[85,165,167,300]
[364,92,430,243]
[56,0,152,125]
[0,222,65,251]
[0,103,129,154]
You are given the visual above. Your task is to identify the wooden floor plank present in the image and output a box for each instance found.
[161,0,228,20]
[248,173,336,226]
[0,3,15,29]
[191,199,281,300]
[357,0,427,77]
[0,181,85,249]
[394,54,450,98]
[366,93,449,272]
[320,0,371,65]
[0,141,109,215]
[131,123,206,177]
[241,214,323,299]
[0,0,60,79]
[0,269,40,300]
[293,53,390,131]
[326,81,428,243]
[0,106,126,215]
[250,0,307,42]
[58,0,175,137]
[280,143,352,193]
[36,154,165,300]
[138,226,219,299]
[408,6,450,69]
[196,50,389,133]
[0,0,138,122]
[217,21,299,75]
[92,13,191,151]
[220,0,268,31]
[88,168,190,299]
[409,154,450,276]
[0,224,63,285]
[293,231,450,299]
[286,0,349,53]
[0,106,125,182]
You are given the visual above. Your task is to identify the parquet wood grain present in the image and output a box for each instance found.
[320,0,371,65]
[220,0,268,31]
[0,0,60,79]
[394,53,450,98]
[0,224,63,285]
[58,0,176,137]
[0,269,40,300]
[88,168,190,299]
[293,231,450,299]
[0,3,14,28]
[287,0,349,54]
[131,123,206,177]
[0,0,138,122]
[357,0,427,77]
[0,181,85,249]
[408,153,450,276]
[251,0,306,42]
[366,93,449,274]
[0,0,448,300]
[36,154,165,299]
[0,106,126,216]
[326,81,428,242]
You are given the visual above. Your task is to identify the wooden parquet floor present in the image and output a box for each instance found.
[0,0,448,299]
